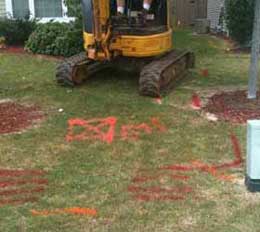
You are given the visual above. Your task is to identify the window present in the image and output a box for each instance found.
[34,0,62,18]
[12,0,30,18]
[6,0,72,21]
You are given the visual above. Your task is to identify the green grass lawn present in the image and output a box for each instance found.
[0,29,259,232]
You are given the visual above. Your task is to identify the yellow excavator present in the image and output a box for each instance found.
[56,0,195,97]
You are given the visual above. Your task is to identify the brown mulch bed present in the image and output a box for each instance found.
[204,90,260,123]
[0,46,26,54]
[0,101,43,134]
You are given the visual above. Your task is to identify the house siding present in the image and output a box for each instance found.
[0,0,6,17]
[207,0,225,29]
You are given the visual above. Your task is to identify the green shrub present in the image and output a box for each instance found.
[225,0,255,45]
[64,0,82,18]
[25,20,84,57]
[0,17,36,45]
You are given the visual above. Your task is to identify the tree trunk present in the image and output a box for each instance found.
[248,0,260,99]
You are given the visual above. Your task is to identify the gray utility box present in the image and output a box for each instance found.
[246,120,260,192]
[194,19,210,34]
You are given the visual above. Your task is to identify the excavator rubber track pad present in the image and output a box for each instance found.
[56,52,108,87]
[56,52,90,86]
[139,50,195,97]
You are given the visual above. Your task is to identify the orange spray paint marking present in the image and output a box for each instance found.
[121,123,152,141]
[31,207,97,216]
[121,118,166,141]
[130,133,243,202]
[150,117,167,132]
[66,116,167,143]
[161,134,243,180]
[66,117,117,144]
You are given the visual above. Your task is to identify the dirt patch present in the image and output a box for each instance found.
[204,91,260,123]
[0,101,43,135]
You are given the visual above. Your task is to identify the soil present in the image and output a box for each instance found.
[204,90,260,123]
[0,101,43,134]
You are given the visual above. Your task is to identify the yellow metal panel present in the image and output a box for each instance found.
[110,30,173,57]
[83,33,95,50]
[84,30,173,58]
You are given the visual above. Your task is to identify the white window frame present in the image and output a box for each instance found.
[5,0,75,22]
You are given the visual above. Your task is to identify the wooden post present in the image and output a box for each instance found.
[248,0,260,99]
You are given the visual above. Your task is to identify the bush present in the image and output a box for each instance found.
[225,0,255,45]
[25,20,84,57]
[64,0,82,18]
[0,17,36,45]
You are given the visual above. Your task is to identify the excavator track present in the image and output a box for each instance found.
[56,52,108,86]
[139,50,195,97]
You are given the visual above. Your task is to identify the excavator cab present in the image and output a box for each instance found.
[109,0,168,35]
[56,0,195,97]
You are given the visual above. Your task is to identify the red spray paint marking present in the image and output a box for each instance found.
[31,207,97,216]
[201,69,209,77]
[213,134,243,169]
[133,194,186,202]
[160,134,243,180]
[191,94,202,110]
[0,169,48,207]
[0,179,48,188]
[0,169,46,177]
[171,174,190,181]
[132,174,190,183]
[160,163,235,182]
[0,197,38,206]
[129,133,243,202]
[0,187,45,196]
[66,117,117,144]
[128,185,193,194]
